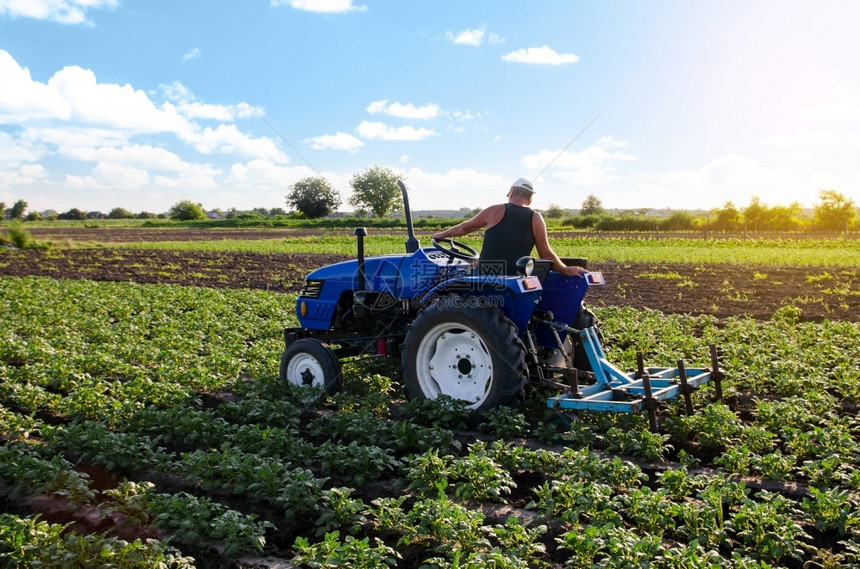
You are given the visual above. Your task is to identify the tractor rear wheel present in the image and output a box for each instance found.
[402,300,527,411]
[280,338,342,395]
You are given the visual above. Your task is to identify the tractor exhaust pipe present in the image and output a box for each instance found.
[398,180,420,253]
[354,227,367,291]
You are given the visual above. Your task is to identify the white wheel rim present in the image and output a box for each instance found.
[414,322,494,409]
[286,353,326,389]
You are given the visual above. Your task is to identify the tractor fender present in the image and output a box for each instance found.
[419,275,542,333]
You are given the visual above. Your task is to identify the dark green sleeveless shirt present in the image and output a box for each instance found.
[478,203,535,275]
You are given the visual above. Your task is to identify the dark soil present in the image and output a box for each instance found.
[1,247,857,321]
[23,226,355,243]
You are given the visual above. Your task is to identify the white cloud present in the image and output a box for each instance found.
[357,121,437,141]
[402,167,508,210]
[451,110,480,122]
[0,131,49,167]
[634,154,802,209]
[447,28,483,46]
[0,50,73,121]
[161,81,261,122]
[152,163,222,191]
[445,27,503,47]
[522,137,636,186]
[366,99,440,120]
[0,162,48,189]
[58,144,189,171]
[798,84,860,122]
[23,126,131,149]
[0,59,263,153]
[271,0,366,14]
[0,50,298,210]
[502,46,580,65]
[303,132,364,151]
[186,124,288,163]
[0,0,118,25]
[181,48,202,62]
[47,65,192,133]
[67,161,151,190]
[228,159,317,189]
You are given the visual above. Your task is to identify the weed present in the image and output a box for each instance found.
[4,223,33,249]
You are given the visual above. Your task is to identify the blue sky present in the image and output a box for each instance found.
[1,0,858,214]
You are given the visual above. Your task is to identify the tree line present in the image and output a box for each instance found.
[3,166,856,232]
[545,190,857,232]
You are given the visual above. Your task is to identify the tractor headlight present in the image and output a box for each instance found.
[515,256,535,277]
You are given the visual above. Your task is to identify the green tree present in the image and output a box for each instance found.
[287,177,342,219]
[743,196,768,232]
[9,199,27,220]
[0,202,5,219]
[108,207,135,219]
[58,208,86,220]
[580,194,604,216]
[766,202,802,231]
[348,166,403,218]
[814,189,856,231]
[663,211,694,230]
[169,200,207,221]
[545,203,566,219]
[712,202,741,231]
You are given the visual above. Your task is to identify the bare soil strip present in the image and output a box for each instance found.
[2,247,857,321]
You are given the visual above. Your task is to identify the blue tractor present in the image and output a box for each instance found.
[281,181,720,428]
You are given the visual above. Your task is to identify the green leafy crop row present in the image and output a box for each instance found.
[1,276,859,567]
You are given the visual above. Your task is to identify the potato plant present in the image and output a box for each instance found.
[0,275,859,567]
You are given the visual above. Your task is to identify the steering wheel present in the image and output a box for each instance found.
[432,237,480,262]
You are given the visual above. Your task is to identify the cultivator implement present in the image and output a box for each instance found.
[543,322,724,431]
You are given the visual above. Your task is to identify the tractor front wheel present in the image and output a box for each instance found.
[402,300,526,411]
[280,338,342,395]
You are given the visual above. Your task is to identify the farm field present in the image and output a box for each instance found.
[1,227,858,322]
[1,227,859,568]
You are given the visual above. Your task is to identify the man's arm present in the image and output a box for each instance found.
[433,205,500,239]
[532,212,587,277]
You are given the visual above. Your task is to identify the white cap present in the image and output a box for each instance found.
[511,178,535,193]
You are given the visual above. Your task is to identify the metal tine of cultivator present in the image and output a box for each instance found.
[677,360,695,415]
[546,322,716,423]
[637,353,659,432]
[710,344,724,402]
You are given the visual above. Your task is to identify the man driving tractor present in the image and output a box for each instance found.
[432,178,588,278]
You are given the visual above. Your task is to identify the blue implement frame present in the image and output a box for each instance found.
[545,322,720,429]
